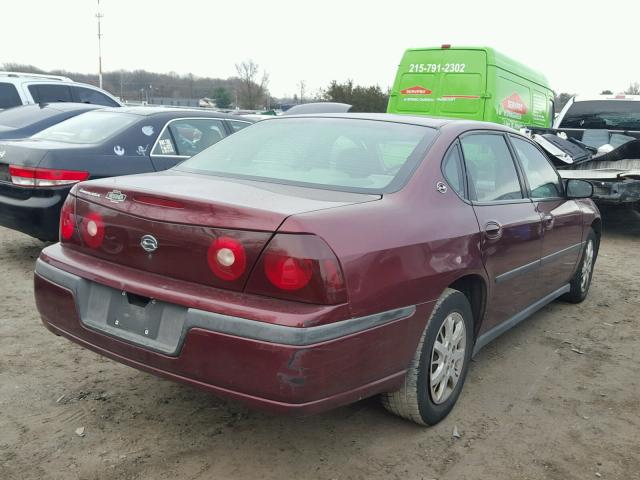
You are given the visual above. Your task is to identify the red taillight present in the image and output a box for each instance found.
[9,165,89,187]
[246,234,347,304]
[207,236,247,281]
[59,195,76,241]
[264,253,313,291]
[80,211,105,249]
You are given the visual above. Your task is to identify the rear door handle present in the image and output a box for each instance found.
[484,221,503,240]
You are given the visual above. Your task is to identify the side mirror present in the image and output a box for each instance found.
[566,179,593,199]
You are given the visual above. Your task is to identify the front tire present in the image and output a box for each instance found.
[381,288,473,425]
[562,228,598,303]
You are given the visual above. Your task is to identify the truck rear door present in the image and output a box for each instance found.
[387,48,487,121]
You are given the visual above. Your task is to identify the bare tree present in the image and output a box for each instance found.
[298,80,306,104]
[624,82,640,95]
[234,60,269,109]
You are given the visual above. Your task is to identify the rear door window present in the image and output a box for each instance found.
[71,86,119,107]
[460,133,524,202]
[0,83,22,109]
[153,119,227,157]
[228,120,252,132]
[510,136,563,199]
[28,84,73,103]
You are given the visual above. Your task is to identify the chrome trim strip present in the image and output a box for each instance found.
[495,242,584,284]
[35,259,416,354]
[472,283,570,356]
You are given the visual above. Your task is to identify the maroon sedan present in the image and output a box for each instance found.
[34,114,600,425]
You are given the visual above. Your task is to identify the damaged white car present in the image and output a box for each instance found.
[524,94,640,208]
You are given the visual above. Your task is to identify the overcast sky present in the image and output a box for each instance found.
[4,0,640,98]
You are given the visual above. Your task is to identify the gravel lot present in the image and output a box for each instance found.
[1,207,638,480]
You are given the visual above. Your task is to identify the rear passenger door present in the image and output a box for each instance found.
[150,118,229,170]
[459,132,543,333]
[70,86,120,107]
[508,135,583,293]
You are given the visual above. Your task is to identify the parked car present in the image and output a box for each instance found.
[0,107,252,240]
[34,114,600,425]
[0,102,103,140]
[525,94,640,208]
[0,71,122,110]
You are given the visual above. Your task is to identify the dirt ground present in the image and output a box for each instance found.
[0,207,638,480]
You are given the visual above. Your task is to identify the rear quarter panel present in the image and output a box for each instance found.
[280,128,487,319]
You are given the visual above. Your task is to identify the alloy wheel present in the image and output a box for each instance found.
[429,312,466,404]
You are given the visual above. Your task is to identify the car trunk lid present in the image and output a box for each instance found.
[68,171,379,291]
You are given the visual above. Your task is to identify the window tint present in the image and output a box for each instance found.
[28,84,73,103]
[511,137,562,199]
[559,100,640,130]
[228,120,251,132]
[0,83,21,109]
[442,145,465,197]
[177,118,435,193]
[460,134,523,202]
[153,119,227,156]
[72,87,119,107]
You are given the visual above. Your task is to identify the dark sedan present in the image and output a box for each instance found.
[0,107,252,240]
[34,114,600,425]
[0,102,103,140]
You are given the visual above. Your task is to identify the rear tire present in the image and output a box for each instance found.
[381,288,473,426]
[562,228,598,303]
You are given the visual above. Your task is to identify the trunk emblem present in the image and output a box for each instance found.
[140,235,158,253]
[105,190,127,203]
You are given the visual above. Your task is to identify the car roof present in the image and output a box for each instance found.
[572,94,640,102]
[264,112,518,132]
[96,106,249,120]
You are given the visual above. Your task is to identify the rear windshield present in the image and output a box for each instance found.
[0,105,60,128]
[33,111,138,144]
[176,117,436,193]
[560,100,640,130]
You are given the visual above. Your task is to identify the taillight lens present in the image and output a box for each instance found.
[80,211,105,249]
[207,236,247,281]
[246,234,347,304]
[59,194,76,241]
[9,165,89,187]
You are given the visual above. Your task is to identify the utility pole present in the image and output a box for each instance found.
[96,0,104,89]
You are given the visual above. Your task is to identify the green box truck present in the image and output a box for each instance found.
[387,45,555,129]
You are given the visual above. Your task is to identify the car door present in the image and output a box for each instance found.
[459,131,543,332]
[150,118,228,171]
[508,135,583,293]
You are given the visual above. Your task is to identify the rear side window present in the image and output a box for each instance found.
[29,84,73,103]
[460,133,523,202]
[0,83,21,109]
[71,86,119,107]
[510,137,562,199]
[442,144,465,197]
[152,119,227,157]
[228,120,251,132]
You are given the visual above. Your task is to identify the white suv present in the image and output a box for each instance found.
[0,72,122,110]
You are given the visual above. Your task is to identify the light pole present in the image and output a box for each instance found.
[96,0,104,89]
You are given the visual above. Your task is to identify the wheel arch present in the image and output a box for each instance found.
[448,274,487,338]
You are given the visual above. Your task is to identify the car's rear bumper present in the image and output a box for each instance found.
[34,248,431,415]
[0,184,69,240]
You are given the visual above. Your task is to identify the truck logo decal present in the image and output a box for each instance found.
[105,190,127,203]
[501,93,528,115]
[0,151,5,159]
[400,86,432,95]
